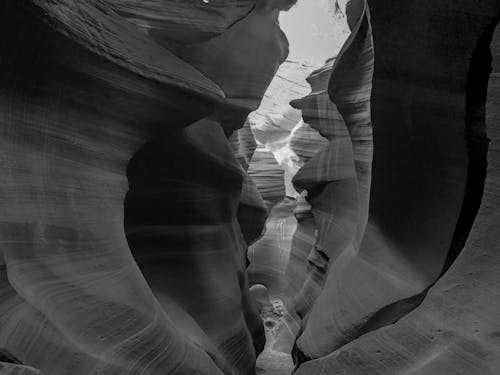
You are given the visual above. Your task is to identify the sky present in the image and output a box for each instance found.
[279,0,349,65]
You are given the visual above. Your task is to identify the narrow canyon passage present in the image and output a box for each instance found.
[237,4,350,372]
[0,1,500,375]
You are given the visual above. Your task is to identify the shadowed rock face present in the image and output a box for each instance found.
[0,1,232,374]
[125,120,264,375]
[290,0,500,374]
[0,0,279,374]
[1,0,500,374]
[123,3,291,373]
[109,0,256,44]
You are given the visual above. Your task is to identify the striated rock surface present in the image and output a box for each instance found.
[125,120,265,375]
[229,121,268,246]
[283,194,318,303]
[229,120,258,171]
[0,1,235,374]
[249,61,314,130]
[122,2,295,374]
[251,108,302,149]
[288,121,328,164]
[297,10,500,374]
[109,0,256,44]
[248,148,287,208]
[2,0,500,374]
[123,3,293,375]
[248,198,297,297]
[291,0,500,373]
[238,172,269,247]
[0,0,292,374]
[290,0,374,359]
[169,6,289,120]
[248,60,319,200]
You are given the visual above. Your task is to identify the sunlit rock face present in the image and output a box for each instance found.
[289,122,328,164]
[283,194,317,303]
[248,148,287,208]
[289,0,373,361]
[248,62,313,201]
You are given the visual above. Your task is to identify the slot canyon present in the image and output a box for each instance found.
[0,0,499,374]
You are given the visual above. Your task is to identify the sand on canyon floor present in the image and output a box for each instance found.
[256,299,295,375]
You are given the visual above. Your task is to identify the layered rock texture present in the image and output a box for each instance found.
[1,0,500,374]
[0,1,285,374]
[289,0,500,374]
[109,0,256,44]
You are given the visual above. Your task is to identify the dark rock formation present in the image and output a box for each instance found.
[122,2,292,374]
[109,0,256,44]
[291,0,500,373]
[1,0,500,374]
[0,0,232,373]
[0,0,285,374]
[229,121,268,247]
[289,0,374,360]
[123,3,291,374]
[289,122,328,164]
[125,120,264,374]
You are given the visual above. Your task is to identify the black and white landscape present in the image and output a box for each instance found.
[0,1,499,374]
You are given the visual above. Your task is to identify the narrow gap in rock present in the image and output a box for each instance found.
[244,2,350,373]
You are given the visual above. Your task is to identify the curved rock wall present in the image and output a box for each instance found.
[123,3,292,375]
[109,0,256,44]
[1,0,500,374]
[0,1,289,374]
[0,1,231,374]
[289,0,374,360]
[296,23,500,373]
[291,0,500,373]
[125,120,264,375]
